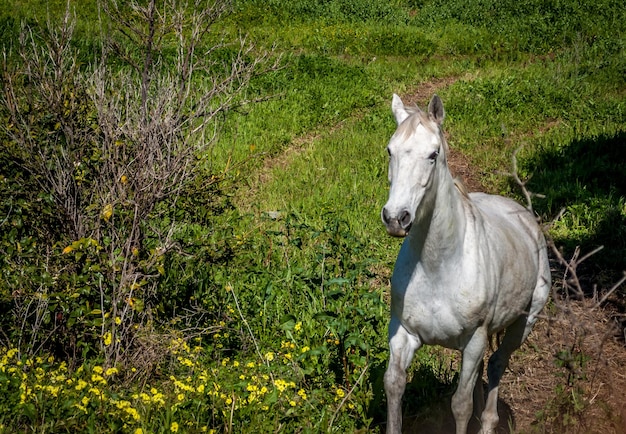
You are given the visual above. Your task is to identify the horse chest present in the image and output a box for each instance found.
[390,270,486,347]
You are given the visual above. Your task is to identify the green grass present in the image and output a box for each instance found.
[1,0,625,431]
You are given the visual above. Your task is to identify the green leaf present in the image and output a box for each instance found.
[279,314,296,330]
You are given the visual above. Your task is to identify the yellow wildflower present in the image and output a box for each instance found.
[62,245,73,254]
[91,373,107,385]
[335,388,345,400]
[274,379,289,393]
[125,406,140,421]
[170,422,179,432]
[101,203,113,222]
[178,357,194,367]
[45,385,60,397]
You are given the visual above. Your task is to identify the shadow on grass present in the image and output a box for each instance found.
[369,363,514,434]
[523,130,626,283]
[401,385,514,434]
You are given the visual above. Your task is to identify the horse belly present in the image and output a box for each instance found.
[398,296,478,348]
[488,272,537,333]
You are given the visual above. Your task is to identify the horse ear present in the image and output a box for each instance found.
[428,94,445,125]
[391,93,410,125]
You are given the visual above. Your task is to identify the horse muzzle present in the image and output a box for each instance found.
[381,207,413,237]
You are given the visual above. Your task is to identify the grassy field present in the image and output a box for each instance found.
[1,0,625,432]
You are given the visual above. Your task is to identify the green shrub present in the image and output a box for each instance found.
[239,0,409,24]
[415,0,626,54]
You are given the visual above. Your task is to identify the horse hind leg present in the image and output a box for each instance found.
[480,317,526,434]
[481,291,549,432]
[481,265,550,434]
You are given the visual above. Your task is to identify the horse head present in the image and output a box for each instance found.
[381,94,447,237]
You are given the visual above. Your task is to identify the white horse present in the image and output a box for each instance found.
[381,94,551,434]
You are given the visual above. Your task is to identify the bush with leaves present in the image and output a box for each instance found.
[0,0,279,367]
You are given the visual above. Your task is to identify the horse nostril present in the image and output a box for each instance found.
[400,210,412,229]
[381,207,390,224]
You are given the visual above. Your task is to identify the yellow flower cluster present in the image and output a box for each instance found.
[274,378,296,393]
[0,346,216,431]
[213,351,312,414]
[1,325,328,431]
[132,387,166,407]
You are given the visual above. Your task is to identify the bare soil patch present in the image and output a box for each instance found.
[500,296,626,434]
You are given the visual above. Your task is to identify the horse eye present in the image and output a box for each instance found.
[428,150,439,161]
[386,147,391,156]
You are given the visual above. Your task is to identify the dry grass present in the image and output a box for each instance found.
[502,294,626,434]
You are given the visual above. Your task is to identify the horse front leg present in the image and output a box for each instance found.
[384,317,421,434]
[451,330,488,434]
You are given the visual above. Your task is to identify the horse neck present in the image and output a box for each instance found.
[407,164,466,268]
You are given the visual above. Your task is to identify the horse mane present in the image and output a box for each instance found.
[453,177,470,198]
